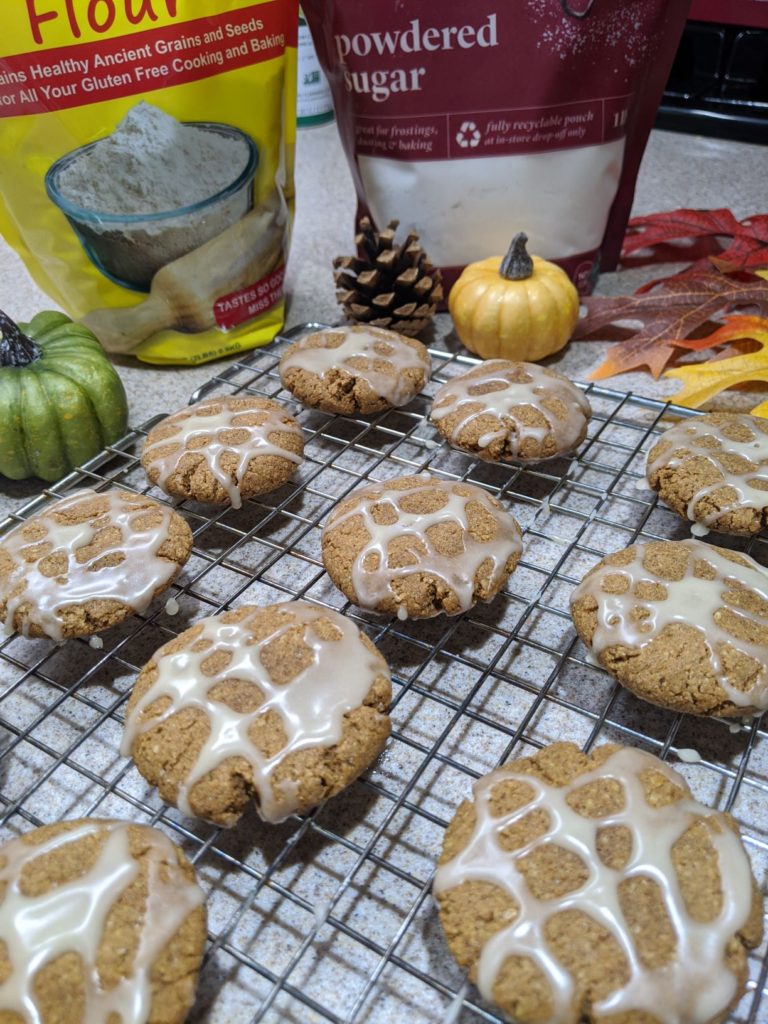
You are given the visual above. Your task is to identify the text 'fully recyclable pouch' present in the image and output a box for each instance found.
[302,0,691,293]
[0,0,297,364]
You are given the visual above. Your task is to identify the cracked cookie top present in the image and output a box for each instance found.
[123,601,391,826]
[0,818,206,1024]
[142,395,304,508]
[435,742,761,1024]
[322,474,522,619]
[279,325,431,415]
[430,360,591,463]
[0,488,191,641]
[646,413,768,536]
[570,538,768,717]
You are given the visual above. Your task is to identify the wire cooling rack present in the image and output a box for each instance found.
[0,324,766,1024]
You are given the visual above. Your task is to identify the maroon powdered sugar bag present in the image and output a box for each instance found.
[302,0,691,294]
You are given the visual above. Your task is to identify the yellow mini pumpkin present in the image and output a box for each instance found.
[448,233,580,361]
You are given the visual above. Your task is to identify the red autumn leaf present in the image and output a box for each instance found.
[633,257,717,295]
[574,270,768,380]
[621,208,768,276]
[710,215,768,273]
[622,208,743,254]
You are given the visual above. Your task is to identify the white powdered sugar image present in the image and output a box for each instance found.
[57,101,251,218]
[359,138,625,267]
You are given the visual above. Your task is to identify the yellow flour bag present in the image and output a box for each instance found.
[0,1,297,364]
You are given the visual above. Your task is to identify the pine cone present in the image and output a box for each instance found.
[333,218,443,337]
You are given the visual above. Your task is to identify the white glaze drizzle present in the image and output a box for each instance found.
[677,748,702,763]
[280,326,430,407]
[142,397,303,509]
[0,819,203,1024]
[313,898,332,927]
[647,416,768,527]
[0,489,181,642]
[434,746,754,1024]
[571,538,768,709]
[430,360,591,459]
[121,601,389,824]
[323,477,522,617]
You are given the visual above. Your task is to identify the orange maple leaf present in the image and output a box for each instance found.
[665,314,768,417]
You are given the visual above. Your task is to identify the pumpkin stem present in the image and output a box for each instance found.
[499,233,534,281]
[0,309,42,367]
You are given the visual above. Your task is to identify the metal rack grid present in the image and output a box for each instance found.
[0,324,766,1024]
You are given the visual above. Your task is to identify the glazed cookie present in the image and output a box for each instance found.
[0,818,206,1024]
[279,324,431,415]
[122,601,391,826]
[322,474,522,619]
[430,360,591,462]
[434,742,762,1024]
[0,488,192,641]
[141,395,304,508]
[647,413,768,536]
[570,538,768,717]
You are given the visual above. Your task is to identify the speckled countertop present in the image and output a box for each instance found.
[1,125,767,515]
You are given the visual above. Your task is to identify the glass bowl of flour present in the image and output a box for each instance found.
[46,102,259,291]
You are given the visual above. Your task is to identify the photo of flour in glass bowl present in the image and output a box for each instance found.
[45,102,259,292]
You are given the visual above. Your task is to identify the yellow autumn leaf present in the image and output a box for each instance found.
[665,315,768,418]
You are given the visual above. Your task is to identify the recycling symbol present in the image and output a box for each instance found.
[455,121,481,148]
